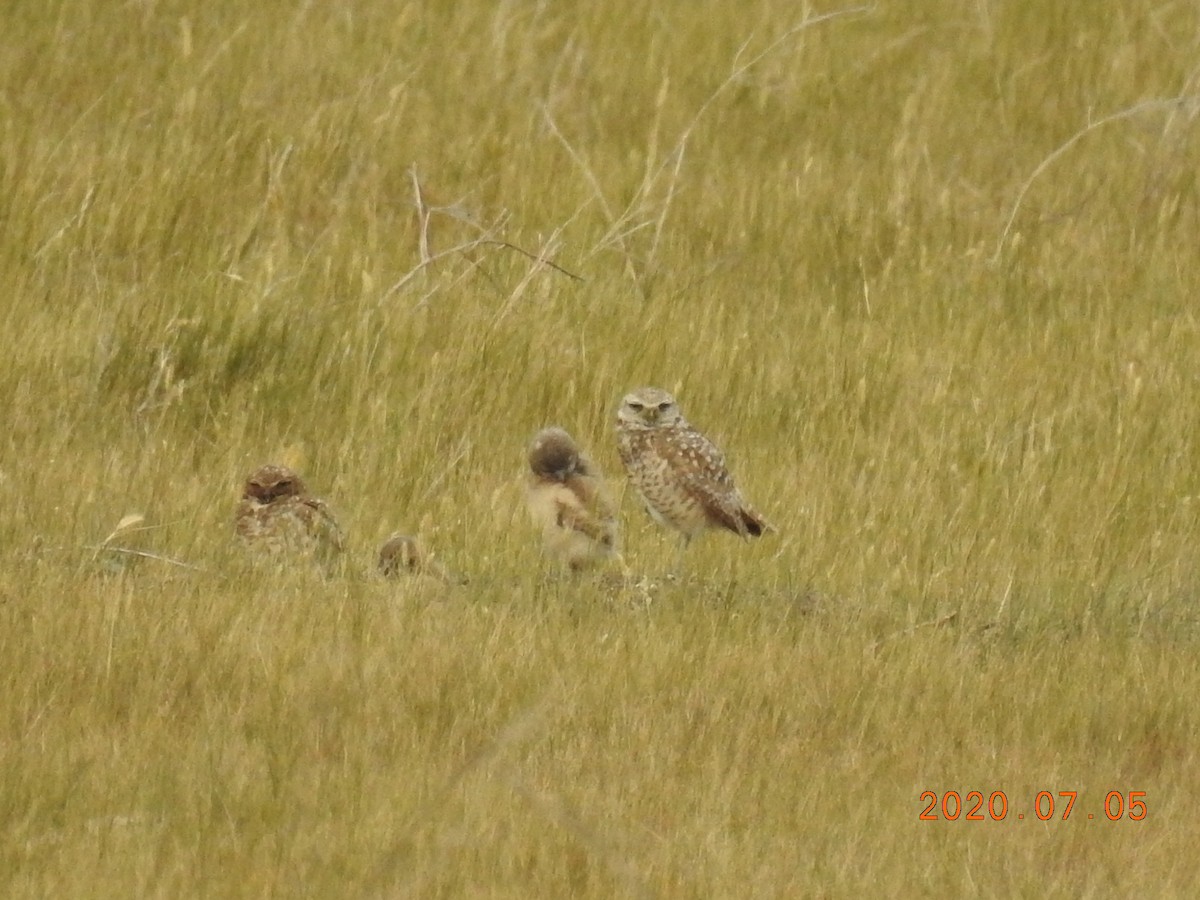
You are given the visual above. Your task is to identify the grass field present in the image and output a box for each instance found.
[3,0,1200,895]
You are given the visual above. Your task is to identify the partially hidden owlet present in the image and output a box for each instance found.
[525,427,619,570]
[235,464,346,564]
[378,532,461,584]
[615,387,772,543]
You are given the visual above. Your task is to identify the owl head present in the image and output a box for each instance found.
[242,464,309,504]
[528,427,584,480]
[378,532,422,576]
[617,387,684,429]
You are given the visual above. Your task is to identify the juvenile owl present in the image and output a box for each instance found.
[235,464,346,564]
[615,387,772,543]
[377,532,460,584]
[525,427,619,570]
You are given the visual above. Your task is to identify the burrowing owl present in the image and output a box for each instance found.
[615,387,772,543]
[235,464,346,563]
[526,427,619,570]
[377,532,460,583]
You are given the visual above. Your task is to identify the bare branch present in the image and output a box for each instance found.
[992,96,1199,262]
[543,4,874,286]
[865,611,959,656]
[410,166,432,264]
[476,239,583,281]
[88,545,205,572]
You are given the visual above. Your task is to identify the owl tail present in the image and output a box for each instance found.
[739,505,773,538]
[710,499,773,539]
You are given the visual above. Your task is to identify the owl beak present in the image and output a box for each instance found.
[644,408,659,423]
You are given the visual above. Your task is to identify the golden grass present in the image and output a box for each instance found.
[3,0,1200,894]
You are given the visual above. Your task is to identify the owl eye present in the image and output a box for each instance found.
[628,401,644,412]
[657,401,672,412]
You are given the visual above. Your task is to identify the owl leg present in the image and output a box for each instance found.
[668,533,692,581]
[613,551,634,582]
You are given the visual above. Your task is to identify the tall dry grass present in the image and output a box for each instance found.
[3,0,1200,895]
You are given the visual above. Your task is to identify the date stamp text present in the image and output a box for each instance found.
[919,791,1147,821]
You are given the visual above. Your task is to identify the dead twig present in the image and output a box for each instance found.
[383,219,582,303]
[502,772,656,900]
[476,239,583,281]
[641,4,875,278]
[87,545,205,572]
[410,167,433,265]
[366,697,555,897]
[865,611,959,656]
[544,4,874,288]
[991,95,1199,262]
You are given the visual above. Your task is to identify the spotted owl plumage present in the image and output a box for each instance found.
[525,426,619,569]
[615,387,772,542]
[235,464,346,563]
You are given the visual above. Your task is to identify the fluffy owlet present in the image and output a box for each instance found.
[377,532,460,584]
[525,427,619,570]
[615,387,772,543]
[234,464,346,564]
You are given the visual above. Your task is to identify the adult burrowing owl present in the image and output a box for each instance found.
[615,387,772,543]
[235,464,346,564]
[525,427,619,570]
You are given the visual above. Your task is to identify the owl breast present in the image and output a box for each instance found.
[617,427,713,537]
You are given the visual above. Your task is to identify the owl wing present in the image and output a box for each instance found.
[654,427,767,538]
[557,476,618,546]
[295,497,346,557]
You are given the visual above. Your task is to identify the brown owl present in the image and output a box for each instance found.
[235,464,346,564]
[525,426,619,570]
[377,532,460,583]
[615,387,772,543]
